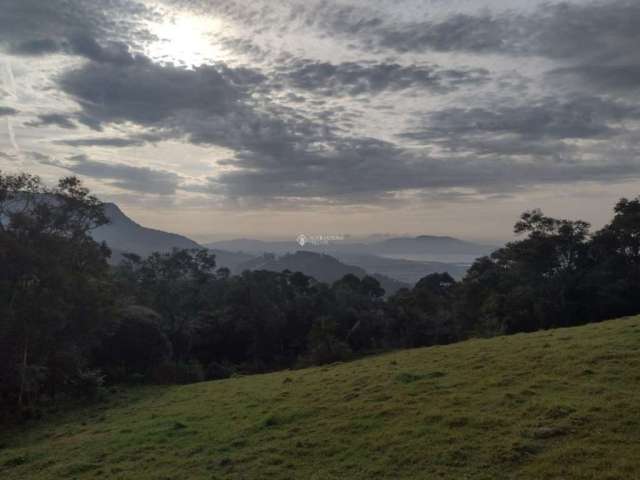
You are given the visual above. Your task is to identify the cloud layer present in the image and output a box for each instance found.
[1,0,639,229]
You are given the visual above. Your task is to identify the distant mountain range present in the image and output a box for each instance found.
[92,203,484,287]
[205,235,493,257]
[333,253,468,283]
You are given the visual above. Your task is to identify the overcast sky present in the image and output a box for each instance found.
[1,0,639,242]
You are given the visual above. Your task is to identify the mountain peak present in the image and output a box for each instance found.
[92,202,201,257]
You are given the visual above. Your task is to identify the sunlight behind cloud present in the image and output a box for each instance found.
[146,12,225,67]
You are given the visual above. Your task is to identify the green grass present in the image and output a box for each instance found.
[2,316,640,479]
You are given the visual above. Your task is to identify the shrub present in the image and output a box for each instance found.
[306,338,352,366]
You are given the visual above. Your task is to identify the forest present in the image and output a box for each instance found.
[2,172,640,421]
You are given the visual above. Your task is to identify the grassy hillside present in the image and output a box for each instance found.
[2,317,640,480]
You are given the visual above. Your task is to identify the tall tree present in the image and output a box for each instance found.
[0,173,112,412]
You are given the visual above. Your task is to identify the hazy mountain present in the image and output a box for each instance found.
[206,235,493,257]
[236,251,409,295]
[204,239,298,255]
[208,249,258,274]
[94,205,474,286]
[372,235,493,255]
[92,203,201,257]
[334,253,468,283]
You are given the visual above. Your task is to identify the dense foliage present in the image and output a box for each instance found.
[2,172,640,421]
[0,173,113,418]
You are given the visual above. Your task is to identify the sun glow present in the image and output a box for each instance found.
[146,13,225,67]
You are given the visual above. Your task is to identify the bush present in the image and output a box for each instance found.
[305,338,353,366]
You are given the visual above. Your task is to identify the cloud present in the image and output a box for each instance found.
[7,38,61,55]
[0,106,18,116]
[523,1,640,62]
[297,0,640,63]
[278,60,489,96]
[203,151,640,208]
[57,137,147,147]
[0,0,154,57]
[25,113,77,129]
[10,0,637,210]
[366,13,515,54]
[55,52,323,157]
[63,154,181,195]
[402,96,640,146]
[57,59,250,128]
[550,65,640,93]
[54,39,640,207]
[66,33,142,65]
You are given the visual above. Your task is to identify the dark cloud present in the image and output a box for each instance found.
[367,13,515,54]
[66,34,144,65]
[0,107,18,116]
[278,60,489,96]
[524,1,640,63]
[402,96,640,146]
[57,137,148,148]
[0,0,154,57]
[203,137,640,207]
[301,0,640,63]
[550,65,640,93]
[58,60,246,127]
[56,53,322,156]
[25,113,77,129]
[64,154,180,195]
[8,38,60,55]
[210,137,414,202]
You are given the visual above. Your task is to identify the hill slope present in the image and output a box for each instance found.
[92,203,201,257]
[2,317,640,479]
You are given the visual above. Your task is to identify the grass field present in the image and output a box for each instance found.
[2,316,640,480]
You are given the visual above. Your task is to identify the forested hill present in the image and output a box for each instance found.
[236,251,409,294]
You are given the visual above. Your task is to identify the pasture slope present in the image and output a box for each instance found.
[2,316,640,479]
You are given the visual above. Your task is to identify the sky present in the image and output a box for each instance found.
[0,0,639,243]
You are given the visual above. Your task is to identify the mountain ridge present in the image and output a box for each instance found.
[92,203,475,286]
[92,203,202,257]
[205,235,494,256]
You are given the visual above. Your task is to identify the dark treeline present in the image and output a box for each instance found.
[2,172,640,421]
